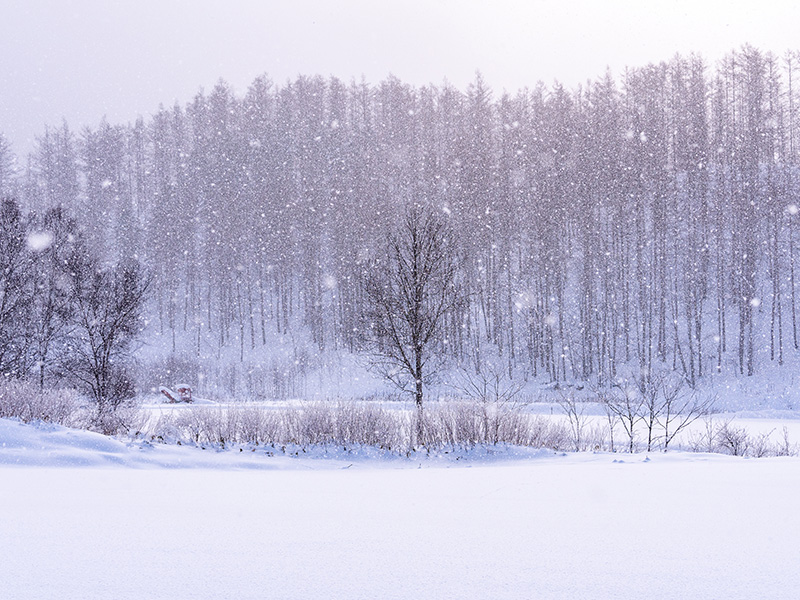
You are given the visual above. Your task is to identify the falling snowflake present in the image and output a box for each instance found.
[27,232,53,252]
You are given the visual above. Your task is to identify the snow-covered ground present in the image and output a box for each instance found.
[1,417,799,599]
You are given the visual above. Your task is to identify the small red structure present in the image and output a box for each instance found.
[176,384,193,403]
[160,384,193,403]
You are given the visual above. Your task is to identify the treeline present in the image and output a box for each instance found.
[3,45,800,397]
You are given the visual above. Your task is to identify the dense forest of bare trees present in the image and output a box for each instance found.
[3,46,800,399]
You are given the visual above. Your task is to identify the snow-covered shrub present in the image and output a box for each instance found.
[714,421,751,456]
[283,401,402,449]
[330,401,400,448]
[0,379,79,426]
[79,398,143,436]
[524,416,571,450]
[583,422,611,452]
[158,401,403,449]
[237,405,283,444]
[415,400,571,450]
[776,427,798,457]
[287,402,336,445]
[146,412,180,443]
[556,393,593,451]
[419,401,479,447]
[173,407,240,446]
[172,407,205,443]
[167,405,252,445]
[749,431,775,458]
[686,417,718,453]
[683,418,798,457]
[484,403,533,446]
[0,377,143,435]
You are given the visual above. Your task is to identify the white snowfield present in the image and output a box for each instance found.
[1,418,799,600]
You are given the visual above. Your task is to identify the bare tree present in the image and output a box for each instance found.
[598,388,621,453]
[0,198,34,378]
[715,420,750,456]
[456,363,524,403]
[0,134,15,197]
[556,391,590,452]
[658,383,715,452]
[454,343,525,445]
[636,371,672,452]
[365,205,463,440]
[65,258,151,424]
[601,381,644,453]
[28,207,82,389]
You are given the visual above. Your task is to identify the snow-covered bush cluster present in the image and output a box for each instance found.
[145,399,573,452]
[418,401,569,449]
[0,378,143,435]
[145,399,800,456]
[0,379,79,426]
[686,418,798,458]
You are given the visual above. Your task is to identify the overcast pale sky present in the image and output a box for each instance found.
[1,0,798,155]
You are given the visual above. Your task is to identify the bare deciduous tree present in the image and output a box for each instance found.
[365,205,463,441]
[601,382,644,453]
[29,207,82,389]
[65,258,151,424]
[454,344,525,445]
[658,383,716,452]
[556,391,591,452]
[0,134,15,197]
[0,198,34,378]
